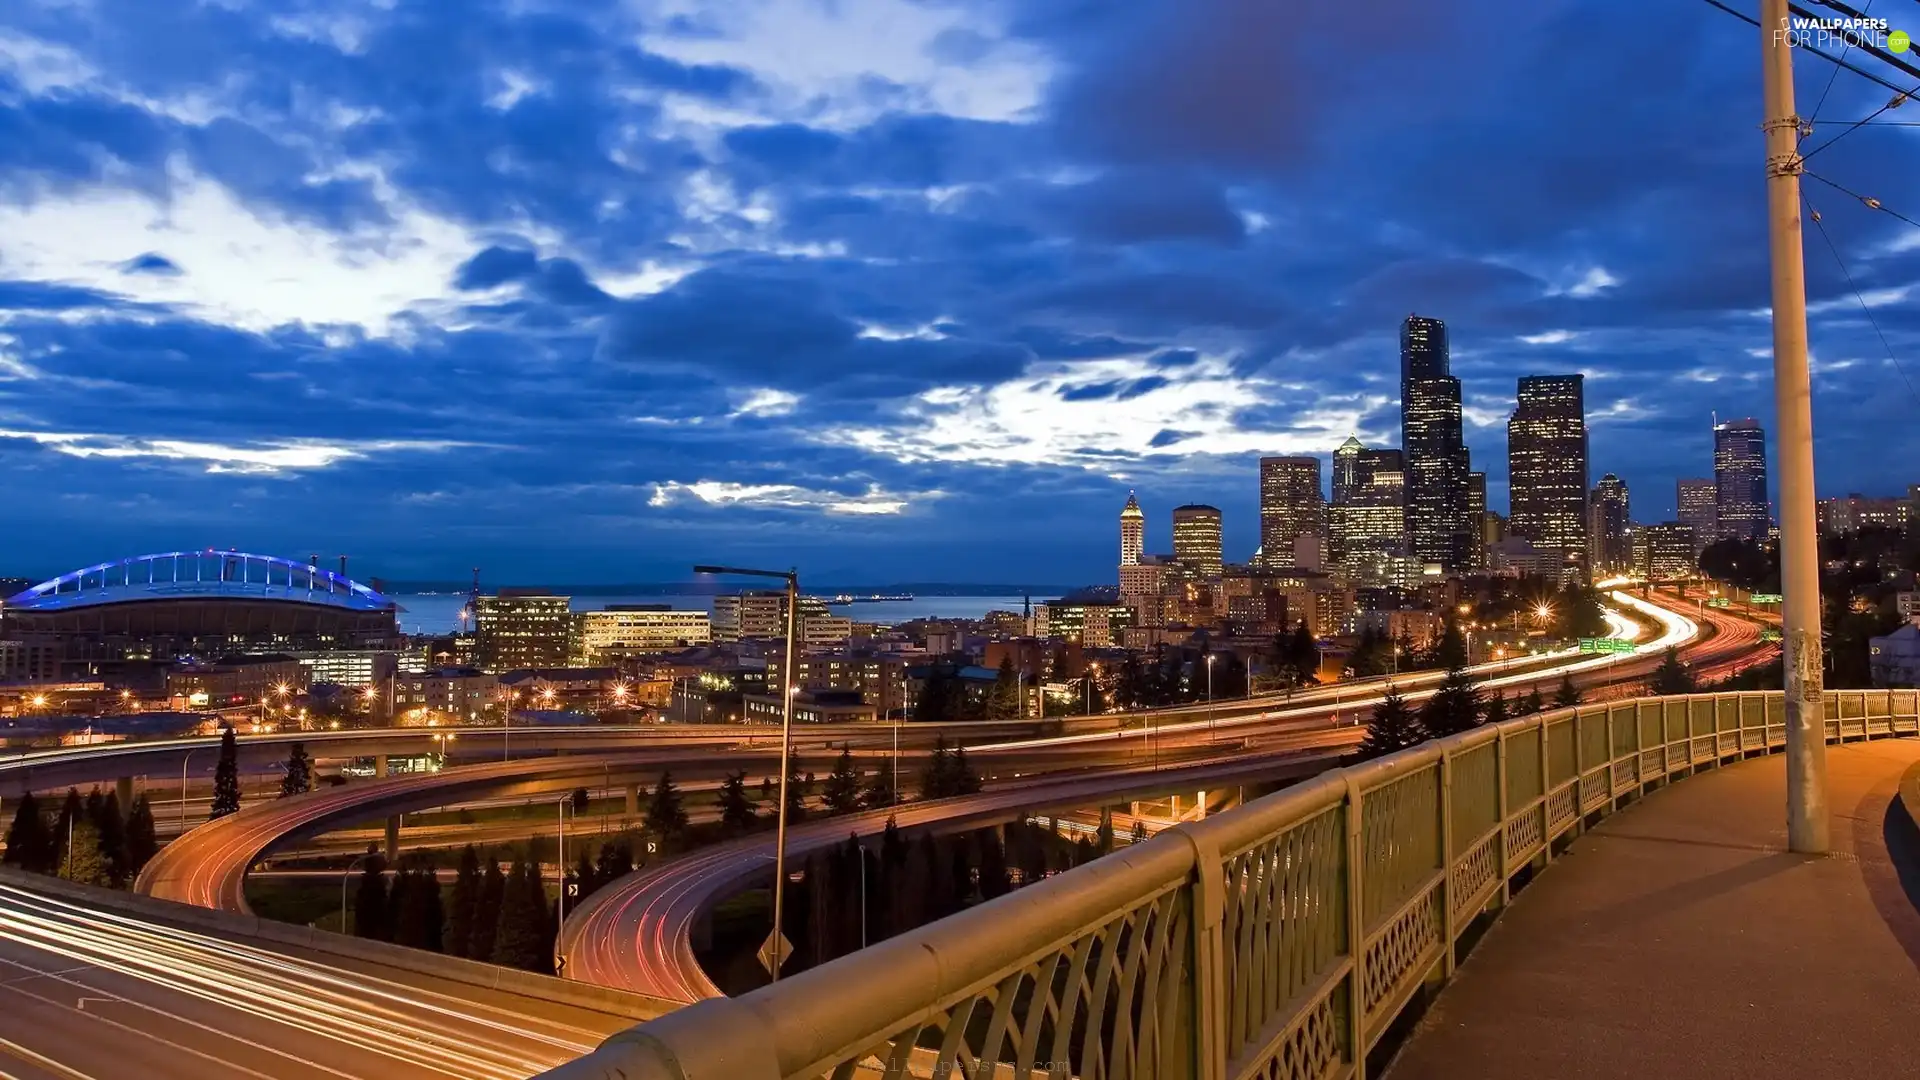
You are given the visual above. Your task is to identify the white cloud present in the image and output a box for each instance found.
[1560,267,1620,299]
[1519,329,1578,345]
[0,167,482,334]
[648,480,931,515]
[0,429,466,474]
[636,0,1052,127]
[822,356,1386,468]
[730,388,800,418]
[0,30,96,94]
[1808,285,1910,314]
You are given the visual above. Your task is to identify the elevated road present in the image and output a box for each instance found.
[559,590,1750,1003]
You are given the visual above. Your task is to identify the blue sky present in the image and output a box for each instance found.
[1,0,1916,585]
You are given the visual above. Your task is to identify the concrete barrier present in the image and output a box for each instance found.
[0,867,676,1021]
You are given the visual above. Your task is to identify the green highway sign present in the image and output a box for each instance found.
[1709,597,1732,608]
[1760,628,1782,642]
[1749,594,1782,604]
[1579,638,1636,654]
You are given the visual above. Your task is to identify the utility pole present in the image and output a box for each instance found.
[1760,0,1828,854]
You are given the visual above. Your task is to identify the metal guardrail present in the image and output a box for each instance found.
[535,689,1920,1080]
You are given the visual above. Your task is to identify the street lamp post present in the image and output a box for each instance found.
[695,563,799,982]
[1205,653,1216,742]
[179,749,197,832]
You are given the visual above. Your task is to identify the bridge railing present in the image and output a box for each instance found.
[537,689,1920,1080]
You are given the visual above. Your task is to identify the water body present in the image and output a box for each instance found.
[390,593,1048,636]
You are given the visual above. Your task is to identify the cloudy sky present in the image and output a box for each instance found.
[1,0,1916,586]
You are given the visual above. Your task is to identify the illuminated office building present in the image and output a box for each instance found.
[1400,315,1472,572]
[1172,504,1224,579]
[1713,418,1770,542]
[1258,457,1324,570]
[1507,374,1590,565]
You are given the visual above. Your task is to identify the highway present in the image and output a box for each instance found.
[558,589,1752,1004]
[0,881,631,1080]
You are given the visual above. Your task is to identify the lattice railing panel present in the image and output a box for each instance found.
[1359,766,1439,930]
[1234,983,1346,1080]
[820,886,1194,1080]
[1546,719,1576,787]
[1361,886,1440,1023]
[1503,801,1544,865]
[1545,783,1577,832]
[1503,728,1543,810]
[1450,831,1499,919]
[1221,806,1347,1066]
[1579,770,1608,812]
[1447,742,1499,859]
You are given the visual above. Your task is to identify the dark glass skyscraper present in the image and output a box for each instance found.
[1507,374,1590,562]
[1713,419,1770,542]
[1399,315,1472,571]
[1588,473,1631,578]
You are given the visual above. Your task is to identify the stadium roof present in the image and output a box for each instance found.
[3,550,396,615]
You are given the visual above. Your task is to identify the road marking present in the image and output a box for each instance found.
[0,1033,97,1080]
[74,996,113,1011]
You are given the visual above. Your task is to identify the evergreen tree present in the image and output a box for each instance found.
[922,834,957,920]
[54,789,81,869]
[446,845,481,958]
[594,840,632,887]
[914,666,955,723]
[920,736,956,799]
[59,819,112,886]
[717,770,758,832]
[987,655,1021,721]
[491,857,548,972]
[862,760,899,809]
[570,787,590,816]
[1419,664,1481,738]
[4,793,53,873]
[1515,687,1545,717]
[210,726,242,819]
[1128,819,1149,846]
[279,743,313,797]
[1650,648,1697,696]
[1288,622,1321,685]
[949,747,983,796]
[1346,626,1392,678]
[396,856,444,951]
[470,859,505,962]
[1358,688,1426,760]
[949,837,975,910]
[785,766,813,822]
[1482,691,1510,727]
[1553,675,1582,709]
[821,749,863,815]
[643,770,689,838]
[1094,809,1114,857]
[352,852,389,940]
[1434,621,1469,670]
[571,847,599,903]
[125,794,158,876]
[88,790,127,886]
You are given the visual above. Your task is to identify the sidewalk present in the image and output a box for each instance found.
[1387,738,1920,1080]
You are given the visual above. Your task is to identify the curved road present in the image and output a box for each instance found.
[560,590,1753,1003]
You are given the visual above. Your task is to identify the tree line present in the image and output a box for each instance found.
[1356,623,1582,760]
[4,788,160,887]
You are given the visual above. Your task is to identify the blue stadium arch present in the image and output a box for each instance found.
[4,550,395,614]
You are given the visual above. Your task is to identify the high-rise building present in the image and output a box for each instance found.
[1638,523,1698,582]
[1588,474,1632,578]
[1676,478,1718,553]
[1339,449,1410,588]
[474,589,572,671]
[1119,491,1145,568]
[1171,504,1224,579]
[1258,457,1324,569]
[1466,471,1488,573]
[1713,419,1770,542]
[1399,315,1472,572]
[1331,436,1364,506]
[1507,375,1590,566]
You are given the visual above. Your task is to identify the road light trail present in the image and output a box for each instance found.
[0,882,625,1080]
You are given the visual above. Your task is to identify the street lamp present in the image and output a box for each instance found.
[498,689,519,761]
[1205,653,1216,741]
[695,563,799,983]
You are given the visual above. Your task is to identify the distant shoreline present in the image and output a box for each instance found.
[382,582,1084,597]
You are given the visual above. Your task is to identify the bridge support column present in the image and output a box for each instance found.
[385,815,400,863]
[374,755,389,778]
[115,776,134,816]
[626,782,640,817]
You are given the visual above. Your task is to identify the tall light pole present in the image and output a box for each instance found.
[695,564,799,981]
[1205,653,1216,742]
[343,852,376,936]
[179,748,196,832]
[1759,0,1828,853]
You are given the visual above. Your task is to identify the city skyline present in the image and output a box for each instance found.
[0,0,1915,583]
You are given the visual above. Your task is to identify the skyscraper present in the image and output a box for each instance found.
[1676,478,1718,554]
[1172,504,1224,579]
[1400,315,1472,572]
[1119,491,1144,568]
[1713,419,1770,542]
[1507,374,1590,564]
[1331,436,1364,506]
[1339,449,1409,587]
[1258,457,1324,569]
[1466,471,1488,574]
[1588,474,1631,578]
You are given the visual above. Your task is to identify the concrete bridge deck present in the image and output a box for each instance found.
[1389,738,1920,1080]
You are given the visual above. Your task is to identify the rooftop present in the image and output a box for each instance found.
[4,551,395,615]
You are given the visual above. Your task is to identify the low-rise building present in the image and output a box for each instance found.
[1818,493,1910,536]
[166,656,309,710]
[742,688,879,724]
[1033,604,1135,647]
[570,605,712,665]
[393,667,498,722]
[1869,623,1920,687]
[499,667,620,710]
[767,654,909,716]
[292,649,400,689]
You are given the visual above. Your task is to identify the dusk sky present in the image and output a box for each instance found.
[1,0,1916,586]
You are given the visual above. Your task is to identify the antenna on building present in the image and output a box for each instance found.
[338,554,348,592]
[467,567,482,632]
